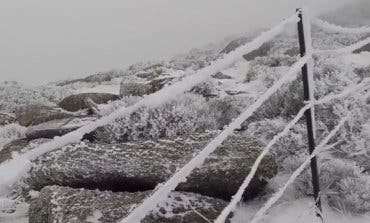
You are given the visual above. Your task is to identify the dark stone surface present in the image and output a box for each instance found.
[25,133,277,201]
[25,117,97,141]
[354,42,370,54]
[29,186,228,223]
[16,105,72,127]
[0,113,15,126]
[58,93,120,112]
[220,37,273,61]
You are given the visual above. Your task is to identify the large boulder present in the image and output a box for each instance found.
[29,186,228,223]
[220,37,273,61]
[0,138,50,164]
[25,117,97,141]
[120,78,174,97]
[354,66,370,79]
[58,93,120,112]
[353,43,370,54]
[120,82,153,97]
[15,105,72,127]
[25,133,277,200]
[243,42,274,61]
[0,113,15,126]
[220,37,249,54]
[0,139,28,164]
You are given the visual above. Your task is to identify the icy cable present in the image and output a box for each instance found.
[0,13,299,196]
[249,115,350,223]
[312,17,370,34]
[213,76,370,223]
[119,54,311,223]
[315,36,370,55]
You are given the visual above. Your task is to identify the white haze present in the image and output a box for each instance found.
[0,0,359,86]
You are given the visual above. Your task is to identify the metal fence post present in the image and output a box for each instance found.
[296,8,323,220]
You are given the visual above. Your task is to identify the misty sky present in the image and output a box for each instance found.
[0,0,357,86]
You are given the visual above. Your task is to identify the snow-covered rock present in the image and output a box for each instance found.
[0,139,50,164]
[354,42,370,54]
[58,93,120,112]
[29,186,228,223]
[0,114,15,126]
[24,133,276,201]
[220,37,274,61]
[0,139,28,164]
[16,105,72,127]
[119,78,174,97]
[25,117,97,141]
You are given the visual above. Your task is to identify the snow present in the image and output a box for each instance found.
[249,115,349,223]
[344,52,370,67]
[315,37,370,55]
[119,54,310,223]
[312,17,370,34]
[313,77,370,105]
[75,84,120,95]
[0,198,28,223]
[86,210,103,223]
[0,124,26,152]
[215,103,310,223]
[214,75,370,223]
[0,9,369,223]
[232,198,370,223]
[0,13,298,197]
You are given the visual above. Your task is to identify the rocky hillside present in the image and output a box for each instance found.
[1,8,370,223]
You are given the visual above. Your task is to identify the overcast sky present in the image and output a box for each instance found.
[0,0,358,86]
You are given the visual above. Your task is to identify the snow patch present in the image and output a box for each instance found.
[344,52,370,67]
[86,210,103,223]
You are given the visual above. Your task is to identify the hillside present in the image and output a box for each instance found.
[1,5,370,223]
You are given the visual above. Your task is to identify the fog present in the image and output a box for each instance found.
[0,0,360,86]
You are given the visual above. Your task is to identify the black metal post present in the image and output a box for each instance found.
[296,8,323,219]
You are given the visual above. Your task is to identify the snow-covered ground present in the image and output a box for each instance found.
[1,3,370,222]
[233,198,370,223]
[0,124,26,152]
[344,52,370,67]
[75,84,121,95]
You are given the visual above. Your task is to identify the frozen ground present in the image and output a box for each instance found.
[1,197,369,223]
[1,5,370,222]
[232,198,370,223]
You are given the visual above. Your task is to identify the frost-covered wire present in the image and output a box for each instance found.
[315,37,370,55]
[215,102,310,223]
[249,115,349,223]
[214,77,370,223]
[312,17,370,34]
[119,54,311,223]
[313,77,370,105]
[0,13,299,196]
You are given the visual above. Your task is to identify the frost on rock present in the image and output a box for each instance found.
[29,186,227,223]
[1,9,370,221]
[0,124,27,153]
[24,133,276,201]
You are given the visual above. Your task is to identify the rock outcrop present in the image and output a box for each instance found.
[29,186,228,223]
[0,113,15,126]
[220,37,273,61]
[0,139,28,164]
[25,133,277,201]
[0,138,50,164]
[353,43,370,54]
[25,117,97,141]
[120,78,174,97]
[16,105,72,127]
[58,93,120,112]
